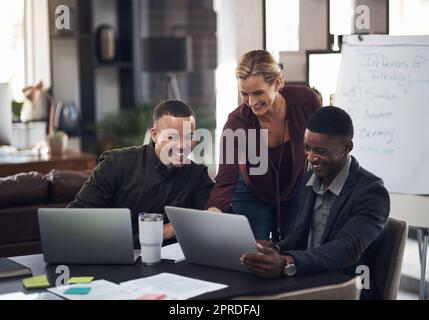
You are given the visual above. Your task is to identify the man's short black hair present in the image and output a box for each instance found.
[307,106,354,139]
[153,100,195,125]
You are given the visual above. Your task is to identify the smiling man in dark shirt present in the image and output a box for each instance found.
[68,100,214,244]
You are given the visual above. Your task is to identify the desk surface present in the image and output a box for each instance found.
[0,254,350,300]
[0,150,95,165]
[0,150,96,177]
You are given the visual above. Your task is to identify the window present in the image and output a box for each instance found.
[0,1,25,101]
[265,0,300,54]
[329,0,353,36]
[308,52,342,106]
[389,0,429,35]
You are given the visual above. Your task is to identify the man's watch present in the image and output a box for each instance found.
[283,256,297,277]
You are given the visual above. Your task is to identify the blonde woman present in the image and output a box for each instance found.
[207,50,321,241]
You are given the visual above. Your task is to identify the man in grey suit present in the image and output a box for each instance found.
[240,106,390,299]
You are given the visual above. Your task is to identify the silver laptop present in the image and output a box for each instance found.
[164,206,257,272]
[38,208,138,264]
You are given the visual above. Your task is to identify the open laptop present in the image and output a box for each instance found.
[38,208,139,264]
[164,206,257,272]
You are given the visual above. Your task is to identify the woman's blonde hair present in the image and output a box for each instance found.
[235,49,283,85]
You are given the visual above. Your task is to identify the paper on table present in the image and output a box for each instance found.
[0,292,40,300]
[161,243,185,262]
[48,280,141,300]
[120,273,228,300]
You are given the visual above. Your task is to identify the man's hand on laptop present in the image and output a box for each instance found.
[206,207,221,213]
[256,240,275,250]
[163,223,175,240]
[240,243,285,278]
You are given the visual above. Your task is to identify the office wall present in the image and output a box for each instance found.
[233,0,264,59]
[280,0,329,82]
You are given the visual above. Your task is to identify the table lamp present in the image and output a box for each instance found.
[141,36,192,102]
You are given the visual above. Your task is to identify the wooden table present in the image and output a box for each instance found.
[0,150,97,177]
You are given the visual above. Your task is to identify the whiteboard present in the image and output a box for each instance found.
[335,35,429,194]
[390,193,429,229]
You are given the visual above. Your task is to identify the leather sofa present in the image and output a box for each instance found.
[0,170,90,258]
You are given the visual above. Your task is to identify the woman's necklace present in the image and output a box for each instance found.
[261,94,286,130]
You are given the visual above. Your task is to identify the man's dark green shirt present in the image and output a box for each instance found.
[68,142,214,242]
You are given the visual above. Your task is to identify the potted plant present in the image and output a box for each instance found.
[96,104,152,153]
[11,100,24,122]
[22,81,71,155]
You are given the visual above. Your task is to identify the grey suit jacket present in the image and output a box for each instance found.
[278,157,390,282]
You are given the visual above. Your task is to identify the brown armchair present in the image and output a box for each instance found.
[0,170,90,258]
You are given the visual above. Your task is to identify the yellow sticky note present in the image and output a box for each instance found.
[22,275,50,290]
[68,277,94,284]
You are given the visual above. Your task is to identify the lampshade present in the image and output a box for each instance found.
[141,37,192,72]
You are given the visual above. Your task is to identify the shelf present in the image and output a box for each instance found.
[94,61,134,69]
[50,34,92,40]
[49,0,140,154]
[50,34,77,39]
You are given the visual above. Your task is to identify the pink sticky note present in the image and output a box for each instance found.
[137,293,166,300]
